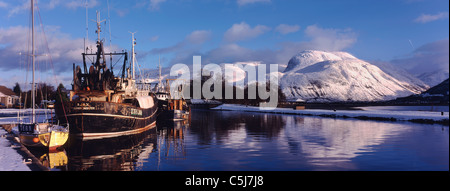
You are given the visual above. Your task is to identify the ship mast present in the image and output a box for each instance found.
[129,32,137,80]
[159,55,162,91]
[31,0,36,123]
[84,0,88,54]
[93,11,105,43]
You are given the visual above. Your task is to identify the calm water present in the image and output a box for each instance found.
[46,109,447,171]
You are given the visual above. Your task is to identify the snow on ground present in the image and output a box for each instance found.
[211,104,449,123]
[0,128,31,171]
[0,109,53,115]
[0,109,52,171]
[190,99,223,104]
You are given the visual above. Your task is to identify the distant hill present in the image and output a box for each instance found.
[393,78,449,104]
[280,50,428,102]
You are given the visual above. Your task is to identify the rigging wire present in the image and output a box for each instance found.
[35,1,69,123]
[107,0,112,50]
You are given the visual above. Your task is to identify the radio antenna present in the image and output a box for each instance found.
[85,0,88,53]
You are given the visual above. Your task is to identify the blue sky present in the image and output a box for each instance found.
[0,0,448,89]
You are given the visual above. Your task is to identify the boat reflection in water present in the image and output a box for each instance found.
[157,120,189,162]
[39,151,68,170]
[65,128,157,171]
[26,148,69,171]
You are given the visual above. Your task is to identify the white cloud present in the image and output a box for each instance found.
[304,24,357,51]
[0,1,8,8]
[116,9,129,17]
[65,0,98,9]
[224,22,271,42]
[237,0,271,6]
[275,24,301,35]
[149,0,167,11]
[151,30,212,54]
[206,25,357,66]
[0,26,84,88]
[7,0,99,17]
[149,29,213,65]
[150,35,160,42]
[46,0,60,9]
[148,25,358,69]
[414,12,449,23]
[392,39,449,75]
[0,25,120,74]
[7,1,29,17]
[187,30,212,44]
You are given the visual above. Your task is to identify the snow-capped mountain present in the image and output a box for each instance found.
[416,70,449,87]
[281,50,429,102]
[394,78,449,104]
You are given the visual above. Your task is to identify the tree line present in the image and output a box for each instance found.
[12,82,69,108]
[181,76,286,106]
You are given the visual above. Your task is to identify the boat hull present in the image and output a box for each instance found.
[49,131,69,152]
[57,101,158,139]
[19,133,50,148]
[19,131,68,151]
[157,110,190,122]
[18,123,69,151]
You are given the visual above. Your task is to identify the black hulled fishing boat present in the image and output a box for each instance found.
[154,60,190,125]
[55,14,158,139]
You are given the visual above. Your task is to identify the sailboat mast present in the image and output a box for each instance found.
[159,55,162,90]
[31,0,36,123]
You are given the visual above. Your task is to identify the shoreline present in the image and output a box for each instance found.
[211,104,450,125]
[0,125,50,171]
[0,128,31,171]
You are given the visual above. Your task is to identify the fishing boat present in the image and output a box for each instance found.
[156,79,190,123]
[55,13,158,139]
[18,0,69,151]
[154,59,190,124]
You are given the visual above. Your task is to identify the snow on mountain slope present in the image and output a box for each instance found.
[281,50,428,102]
[284,50,356,73]
[416,70,450,87]
[371,61,429,92]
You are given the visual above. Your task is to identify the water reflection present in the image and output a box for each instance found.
[280,117,409,170]
[39,151,68,170]
[65,129,157,171]
[190,111,285,145]
[135,121,189,171]
[28,109,448,171]
[163,109,448,171]
[27,148,69,171]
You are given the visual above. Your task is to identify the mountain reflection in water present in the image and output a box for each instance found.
[49,109,447,171]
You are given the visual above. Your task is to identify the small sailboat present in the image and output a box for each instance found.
[18,122,69,151]
[17,0,69,152]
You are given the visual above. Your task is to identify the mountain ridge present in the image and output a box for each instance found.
[281,50,429,102]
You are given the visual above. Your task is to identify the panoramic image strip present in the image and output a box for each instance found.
[0,0,448,184]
